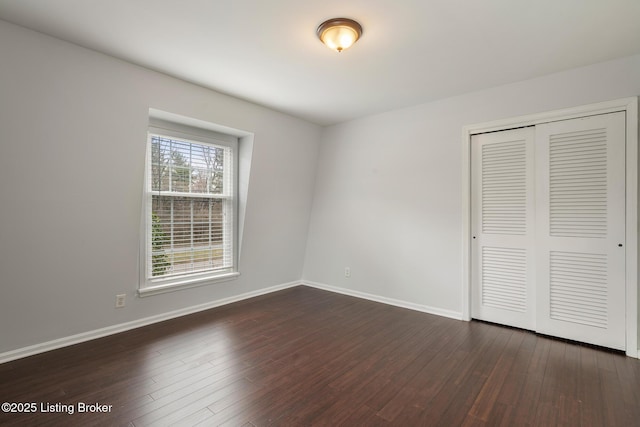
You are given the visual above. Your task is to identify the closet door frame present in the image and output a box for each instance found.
[462,97,638,358]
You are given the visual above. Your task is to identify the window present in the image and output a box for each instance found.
[140,120,238,295]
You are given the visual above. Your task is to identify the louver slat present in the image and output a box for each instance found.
[482,247,527,312]
[482,140,527,235]
[550,251,608,328]
[549,129,607,238]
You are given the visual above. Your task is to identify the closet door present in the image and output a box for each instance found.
[535,112,626,350]
[471,127,536,330]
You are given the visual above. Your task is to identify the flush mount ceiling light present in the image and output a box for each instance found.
[316,18,363,53]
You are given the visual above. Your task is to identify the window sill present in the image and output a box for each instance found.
[138,272,240,297]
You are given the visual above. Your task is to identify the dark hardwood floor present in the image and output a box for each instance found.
[1,286,639,426]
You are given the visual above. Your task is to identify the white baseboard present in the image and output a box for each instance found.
[0,281,301,364]
[301,280,463,321]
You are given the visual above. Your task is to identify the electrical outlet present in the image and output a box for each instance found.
[115,294,126,308]
[345,267,351,278]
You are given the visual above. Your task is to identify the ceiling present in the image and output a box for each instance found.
[1,0,639,126]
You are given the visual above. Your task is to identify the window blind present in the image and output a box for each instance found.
[145,133,235,283]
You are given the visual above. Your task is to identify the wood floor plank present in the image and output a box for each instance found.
[402,321,499,425]
[338,404,388,426]
[1,285,638,426]
[430,325,515,426]
[375,320,469,422]
[172,407,215,426]
[508,336,552,426]
[596,350,635,427]
[491,329,537,425]
[467,330,525,421]
[577,345,603,427]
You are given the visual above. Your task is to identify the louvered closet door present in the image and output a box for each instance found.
[471,127,536,330]
[535,112,626,350]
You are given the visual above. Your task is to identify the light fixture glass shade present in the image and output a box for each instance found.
[317,18,362,52]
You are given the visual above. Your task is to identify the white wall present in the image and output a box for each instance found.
[0,20,321,354]
[303,54,640,323]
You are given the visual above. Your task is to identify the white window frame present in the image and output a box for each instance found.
[139,119,239,296]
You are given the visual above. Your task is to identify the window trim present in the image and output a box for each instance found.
[139,119,239,297]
